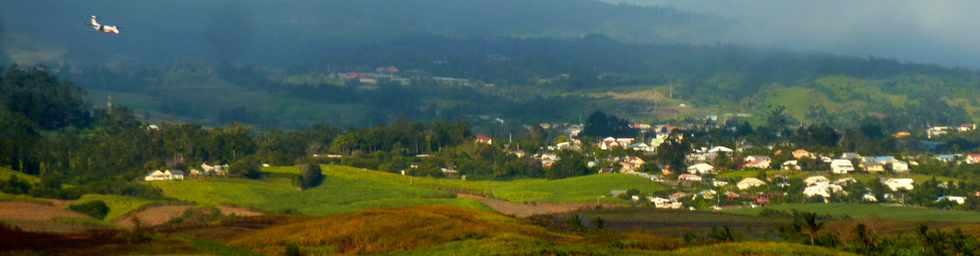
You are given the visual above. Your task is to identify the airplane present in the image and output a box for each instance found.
[90,16,120,35]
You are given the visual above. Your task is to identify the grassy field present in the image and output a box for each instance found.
[726,203,980,223]
[73,194,162,222]
[672,242,858,256]
[152,166,487,216]
[267,165,669,204]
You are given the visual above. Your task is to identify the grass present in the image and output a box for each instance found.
[725,203,980,223]
[0,192,48,204]
[0,166,40,184]
[73,194,162,222]
[152,166,487,216]
[267,165,668,204]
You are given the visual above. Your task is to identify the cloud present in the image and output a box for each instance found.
[608,0,980,68]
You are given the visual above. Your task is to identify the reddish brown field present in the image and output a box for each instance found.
[116,205,194,228]
[458,193,613,218]
[0,202,88,222]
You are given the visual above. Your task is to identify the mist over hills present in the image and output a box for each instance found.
[1,0,978,128]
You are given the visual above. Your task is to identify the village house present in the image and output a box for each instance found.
[686,163,715,175]
[937,196,967,205]
[630,142,653,152]
[475,134,493,145]
[830,159,855,174]
[804,176,829,186]
[893,131,912,139]
[144,170,185,181]
[803,183,844,202]
[890,160,910,173]
[792,149,814,159]
[863,194,878,202]
[648,196,682,209]
[539,153,560,168]
[833,177,858,186]
[935,154,959,163]
[742,155,772,169]
[619,156,646,173]
[198,162,229,176]
[599,137,622,150]
[927,126,951,139]
[678,174,703,182]
[883,178,914,192]
[695,190,717,200]
[737,178,767,190]
[841,152,862,161]
[712,180,729,187]
[965,153,980,165]
[781,160,801,171]
[440,167,459,176]
[959,123,976,132]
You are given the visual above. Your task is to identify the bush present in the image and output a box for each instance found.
[232,157,262,179]
[68,200,110,220]
[0,176,32,194]
[294,163,324,190]
[285,243,302,256]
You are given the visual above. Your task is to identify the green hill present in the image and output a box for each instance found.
[726,203,980,223]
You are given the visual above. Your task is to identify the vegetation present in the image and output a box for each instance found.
[67,200,110,220]
[727,204,980,223]
[74,194,161,222]
[294,163,324,190]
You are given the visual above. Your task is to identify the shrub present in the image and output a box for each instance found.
[285,243,302,256]
[232,157,262,179]
[294,163,324,190]
[68,200,110,220]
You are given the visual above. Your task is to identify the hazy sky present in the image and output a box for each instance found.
[610,0,980,68]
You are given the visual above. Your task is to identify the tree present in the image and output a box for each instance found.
[231,156,262,179]
[295,163,324,190]
[68,200,110,220]
[799,212,824,245]
[582,111,635,138]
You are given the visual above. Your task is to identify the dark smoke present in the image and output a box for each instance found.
[204,2,254,64]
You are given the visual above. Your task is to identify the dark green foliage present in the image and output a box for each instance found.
[67,200,109,220]
[0,66,91,130]
[582,111,635,139]
[231,157,262,179]
[547,151,590,180]
[0,176,32,195]
[284,243,302,256]
[295,164,324,190]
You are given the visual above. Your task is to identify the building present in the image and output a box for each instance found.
[742,156,772,169]
[937,196,967,205]
[678,174,703,182]
[830,159,855,174]
[144,170,185,181]
[792,149,814,159]
[803,183,844,201]
[781,160,801,171]
[686,163,715,175]
[804,176,829,186]
[959,123,976,132]
[475,134,493,145]
[619,156,646,173]
[883,178,914,192]
[927,126,951,139]
[737,178,767,190]
[965,154,980,165]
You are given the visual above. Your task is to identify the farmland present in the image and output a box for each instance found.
[73,194,163,222]
[725,203,980,223]
[268,165,668,204]
[152,166,486,216]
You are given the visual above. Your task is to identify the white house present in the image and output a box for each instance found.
[742,155,772,169]
[708,146,734,154]
[830,159,855,174]
[782,160,801,171]
[890,161,910,173]
[678,174,703,182]
[833,177,858,186]
[619,156,646,173]
[630,143,653,152]
[804,176,829,186]
[712,180,729,187]
[863,193,878,203]
[737,178,767,190]
[883,178,914,191]
[937,196,967,205]
[803,183,844,200]
[687,163,715,175]
[144,170,185,181]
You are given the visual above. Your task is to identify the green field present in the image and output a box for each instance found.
[269,165,668,203]
[73,194,163,222]
[152,166,486,215]
[725,203,980,223]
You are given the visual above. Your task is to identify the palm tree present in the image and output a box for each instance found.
[801,212,824,245]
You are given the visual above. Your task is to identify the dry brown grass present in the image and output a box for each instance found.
[0,202,88,221]
[229,205,575,255]
[115,205,194,228]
